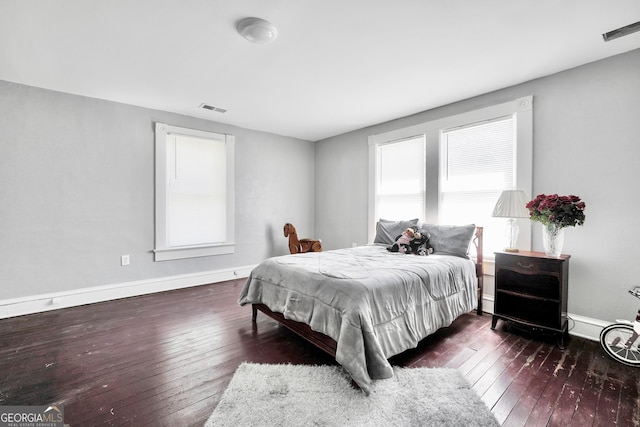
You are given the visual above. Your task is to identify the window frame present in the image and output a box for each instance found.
[368,96,533,254]
[154,122,235,261]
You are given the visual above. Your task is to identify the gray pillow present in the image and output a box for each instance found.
[373,218,419,245]
[420,224,476,258]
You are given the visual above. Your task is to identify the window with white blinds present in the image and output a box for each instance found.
[376,136,426,221]
[166,133,227,247]
[154,123,235,261]
[439,116,516,255]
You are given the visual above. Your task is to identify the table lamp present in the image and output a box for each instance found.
[492,190,529,252]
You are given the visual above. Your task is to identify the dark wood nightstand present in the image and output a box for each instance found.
[492,250,570,348]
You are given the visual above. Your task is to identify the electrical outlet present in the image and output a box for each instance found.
[121,255,130,266]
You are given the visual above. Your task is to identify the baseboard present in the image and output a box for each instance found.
[567,313,610,342]
[0,265,256,319]
[481,295,607,342]
[1,272,611,343]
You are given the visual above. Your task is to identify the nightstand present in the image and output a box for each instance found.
[492,250,570,348]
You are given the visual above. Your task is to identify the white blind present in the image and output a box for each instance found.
[377,135,425,221]
[440,116,516,254]
[166,134,227,247]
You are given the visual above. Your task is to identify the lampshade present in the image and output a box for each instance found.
[492,190,529,218]
[237,17,278,44]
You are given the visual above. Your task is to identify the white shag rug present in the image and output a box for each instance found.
[204,363,499,427]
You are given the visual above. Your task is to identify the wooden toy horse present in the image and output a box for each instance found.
[283,223,322,254]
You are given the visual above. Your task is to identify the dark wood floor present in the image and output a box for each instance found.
[1,279,638,426]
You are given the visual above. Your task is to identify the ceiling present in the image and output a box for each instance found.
[1,1,640,142]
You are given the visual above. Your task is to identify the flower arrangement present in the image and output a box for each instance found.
[526,194,586,228]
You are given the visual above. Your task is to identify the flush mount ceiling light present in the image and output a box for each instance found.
[602,20,640,42]
[237,17,278,44]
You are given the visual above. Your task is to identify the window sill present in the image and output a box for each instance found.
[154,243,235,261]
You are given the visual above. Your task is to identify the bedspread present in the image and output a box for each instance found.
[237,245,477,394]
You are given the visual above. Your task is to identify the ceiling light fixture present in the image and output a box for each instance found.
[602,20,640,42]
[237,17,278,44]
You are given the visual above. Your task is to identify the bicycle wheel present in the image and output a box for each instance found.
[600,323,640,367]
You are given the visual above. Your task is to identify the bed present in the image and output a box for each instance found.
[238,222,484,395]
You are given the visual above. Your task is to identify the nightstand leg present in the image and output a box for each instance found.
[491,315,498,329]
[557,330,567,350]
[557,334,565,350]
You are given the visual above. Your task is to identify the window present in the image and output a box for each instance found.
[154,123,235,261]
[439,116,517,253]
[368,96,532,256]
[374,135,426,221]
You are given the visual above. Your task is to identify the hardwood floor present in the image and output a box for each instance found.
[1,279,638,426]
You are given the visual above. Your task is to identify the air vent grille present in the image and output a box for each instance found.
[603,20,640,42]
[199,103,227,113]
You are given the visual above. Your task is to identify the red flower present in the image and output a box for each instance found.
[527,193,586,228]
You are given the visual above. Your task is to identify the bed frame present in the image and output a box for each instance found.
[251,226,484,358]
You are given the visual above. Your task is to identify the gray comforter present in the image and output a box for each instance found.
[237,245,477,394]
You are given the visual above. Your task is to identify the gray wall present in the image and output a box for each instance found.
[0,81,315,300]
[3,48,639,324]
[315,48,640,323]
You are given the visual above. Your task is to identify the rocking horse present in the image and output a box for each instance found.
[283,223,322,254]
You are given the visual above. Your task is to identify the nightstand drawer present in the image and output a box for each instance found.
[496,253,562,275]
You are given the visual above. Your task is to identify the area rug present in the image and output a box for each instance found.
[204,362,499,426]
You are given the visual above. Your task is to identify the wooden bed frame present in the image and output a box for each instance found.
[251,226,484,358]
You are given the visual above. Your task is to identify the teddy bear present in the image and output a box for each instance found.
[386,227,416,253]
[409,230,433,256]
[387,227,434,255]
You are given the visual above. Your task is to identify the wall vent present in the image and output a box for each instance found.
[602,20,640,42]
[199,103,227,113]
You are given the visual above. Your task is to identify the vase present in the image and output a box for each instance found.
[542,223,565,257]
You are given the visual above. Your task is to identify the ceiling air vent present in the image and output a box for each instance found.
[602,20,640,42]
[199,103,227,113]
